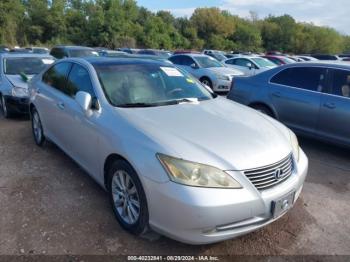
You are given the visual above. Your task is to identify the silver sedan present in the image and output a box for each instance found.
[28,57,308,244]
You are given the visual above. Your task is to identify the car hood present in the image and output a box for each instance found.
[5,75,33,89]
[119,97,292,171]
[207,67,244,76]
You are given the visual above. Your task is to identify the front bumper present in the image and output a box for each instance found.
[212,79,232,92]
[4,95,30,114]
[143,149,308,244]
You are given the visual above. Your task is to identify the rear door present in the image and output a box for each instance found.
[269,66,327,134]
[317,68,350,145]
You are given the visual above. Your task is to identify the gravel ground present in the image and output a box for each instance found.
[0,114,349,257]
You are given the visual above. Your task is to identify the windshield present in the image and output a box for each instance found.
[194,56,224,68]
[94,63,214,107]
[68,49,99,57]
[252,57,276,67]
[4,57,55,75]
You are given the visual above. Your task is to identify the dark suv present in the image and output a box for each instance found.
[50,46,98,59]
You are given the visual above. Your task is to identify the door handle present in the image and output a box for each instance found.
[57,102,65,110]
[272,92,281,98]
[323,102,336,109]
[36,88,41,94]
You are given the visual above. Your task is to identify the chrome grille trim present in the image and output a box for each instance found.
[244,154,294,190]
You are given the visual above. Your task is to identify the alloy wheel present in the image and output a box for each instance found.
[32,111,43,143]
[111,170,140,225]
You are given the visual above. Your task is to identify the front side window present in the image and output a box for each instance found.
[234,59,251,68]
[193,56,223,68]
[4,57,55,75]
[329,69,350,98]
[66,64,95,97]
[94,63,214,107]
[43,62,72,92]
[271,67,326,92]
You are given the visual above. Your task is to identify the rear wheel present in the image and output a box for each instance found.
[108,160,149,235]
[251,104,274,118]
[31,108,46,146]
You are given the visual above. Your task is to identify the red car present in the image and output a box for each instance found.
[261,55,295,65]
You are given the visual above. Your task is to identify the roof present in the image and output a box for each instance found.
[279,61,350,69]
[52,45,94,50]
[77,57,173,67]
[171,53,209,58]
[0,53,54,59]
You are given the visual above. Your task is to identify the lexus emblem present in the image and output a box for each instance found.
[274,168,284,180]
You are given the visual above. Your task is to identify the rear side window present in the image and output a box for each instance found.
[66,64,95,97]
[169,56,181,65]
[271,67,326,92]
[181,56,195,66]
[329,69,350,98]
[43,62,71,92]
[50,48,65,59]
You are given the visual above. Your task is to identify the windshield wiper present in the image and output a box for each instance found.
[117,103,158,108]
[169,97,200,104]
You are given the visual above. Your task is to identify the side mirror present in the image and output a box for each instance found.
[190,63,198,69]
[76,91,92,113]
[247,62,253,70]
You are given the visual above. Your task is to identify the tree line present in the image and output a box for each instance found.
[1,0,350,54]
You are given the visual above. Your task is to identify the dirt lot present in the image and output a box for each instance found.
[0,114,349,256]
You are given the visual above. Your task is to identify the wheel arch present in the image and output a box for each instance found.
[248,102,278,119]
[103,153,131,191]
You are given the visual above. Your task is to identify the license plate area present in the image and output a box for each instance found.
[271,191,295,218]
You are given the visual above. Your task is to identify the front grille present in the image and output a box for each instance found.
[244,154,294,190]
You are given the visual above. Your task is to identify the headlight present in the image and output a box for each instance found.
[12,87,29,98]
[289,130,300,162]
[215,74,231,81]
[157,154,242,188]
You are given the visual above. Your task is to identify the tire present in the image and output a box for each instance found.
[251,104,274,118]
[107,160,149,235]
[200,77,213,90]
[31,108,46,146]
[0,95,10,118]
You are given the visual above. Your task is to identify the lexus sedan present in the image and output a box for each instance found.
[169,54,244,92]
[28,57,308,244]
[0,53,55,117]
[224,56,276,76]
[227,62,350,148]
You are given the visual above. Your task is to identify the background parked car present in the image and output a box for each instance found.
[261,55,296,65]
[227,62,350,147]
[0,53,55,118]
[295,55,318,61]
[25,47,50,54]
[310,54,340,60]
[224,56,276,76]
[50,45,99,59]
[137,49,172,58]
[169,54,244,92]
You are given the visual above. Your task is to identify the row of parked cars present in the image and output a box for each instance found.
[0,44,347,244]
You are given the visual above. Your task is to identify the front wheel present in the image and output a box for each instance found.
[108,160,149,235]
[0,95,10,118]
[31,108,46,146]
[200,77,213,90]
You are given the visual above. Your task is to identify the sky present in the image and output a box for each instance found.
[137,0,350,35]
